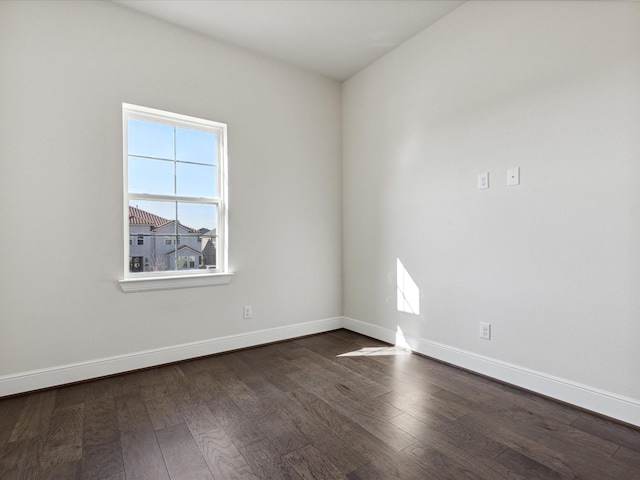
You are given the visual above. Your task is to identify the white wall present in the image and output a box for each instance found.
[343,0,640,419]
[0,1,342,385]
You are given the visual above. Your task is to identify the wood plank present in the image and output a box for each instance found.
[288,363,404,420]
[465,411,636,480]
[613,446,640,474]
[84,379,119,444]
[379,387,471,422]
[274,392,369,474]
[206,395,266,448]
[216,371,267,418]
[194,427,259,480]
[0,436,42,480]
[346,462,391,480]
[115,392,170,480]
[292,379,417,452]
[176,395,221,437]
[140,383,184,431]
[455,412,583,479]
[41,404,84,469]
[53,382,90,409]
[339,355,444,401]
[178,369,221,401]
[9,390,56,442]
[96,473,126,480]
[494,448,563,480]
[284,444,345,480]
[155,423,214,480]
[160,364,191,398]
[243,376,291,410]
[571,414,640,453]
[401,440,515,480]
[389,411,507,460]
[496,408,619,459]
[81,379,124,479]
[255,411,309,456]
[0,395,27,447]
[392,413,519,479]
[239,438,303,480]
[38,460,80,480]
[231,346,304,393]
[287,389,430,479]
[81,440,125,480]
[292,350,391,398]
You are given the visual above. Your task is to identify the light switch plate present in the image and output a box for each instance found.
[507,167,520,186]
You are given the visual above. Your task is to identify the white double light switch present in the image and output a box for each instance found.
[507,167,520,186]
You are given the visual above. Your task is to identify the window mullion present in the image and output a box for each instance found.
[128,192,218,204]
[173,126,179,271]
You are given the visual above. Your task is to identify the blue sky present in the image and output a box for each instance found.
[128,119,218,231]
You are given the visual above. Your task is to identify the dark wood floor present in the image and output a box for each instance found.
[1,330,639,479]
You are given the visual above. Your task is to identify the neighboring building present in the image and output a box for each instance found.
[200,228,217,267]
[128,206,216,272]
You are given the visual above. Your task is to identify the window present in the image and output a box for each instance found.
[120,104,231,292]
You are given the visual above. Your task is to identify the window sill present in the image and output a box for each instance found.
[119,272,233,292]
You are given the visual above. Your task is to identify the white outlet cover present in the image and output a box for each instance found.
[478,172,489,189]
[507,167,520,186]
[480,322,491,340]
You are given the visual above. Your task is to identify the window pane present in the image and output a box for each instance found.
[176,162,216,198]
[176,128,216,165]
[177,203,217,233]
[128,200,176,273]
[128,200,216,272]
[128,118,174,160]
[128,156,174,195]
[184,203,218,269]
[129,200,176,223]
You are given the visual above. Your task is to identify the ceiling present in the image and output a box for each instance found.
[113,0,465,81]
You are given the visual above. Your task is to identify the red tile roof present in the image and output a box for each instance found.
[128,206,197,232]
[129,206,170,227]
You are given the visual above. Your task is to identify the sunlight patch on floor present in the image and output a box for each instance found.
[337,346,411,357]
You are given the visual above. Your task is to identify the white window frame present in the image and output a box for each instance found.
[119,103,232,292]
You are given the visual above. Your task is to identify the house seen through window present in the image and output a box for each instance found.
[123,104,227,277]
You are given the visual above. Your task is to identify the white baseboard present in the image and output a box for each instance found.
[343,317,640,427]
[0,317,343,397]
[2,315,638,428]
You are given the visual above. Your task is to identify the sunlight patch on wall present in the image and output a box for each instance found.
[395,326,412,351]
[397,258,420,315]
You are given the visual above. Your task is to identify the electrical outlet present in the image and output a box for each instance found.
[243,305,252,319]
[480,322,491,340]
[478,172,489,189]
